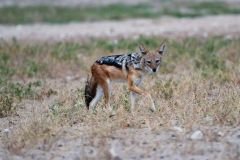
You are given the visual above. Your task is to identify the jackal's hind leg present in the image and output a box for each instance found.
[102,79,112,112]
[130,92,137,113]
[89,85,103,110]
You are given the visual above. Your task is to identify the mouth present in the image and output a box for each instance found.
[147,70,154,74]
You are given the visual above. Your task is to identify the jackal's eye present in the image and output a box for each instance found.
[146,61,151,64]
[156,60,160,63]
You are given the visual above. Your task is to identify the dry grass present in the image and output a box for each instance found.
[4,71,239,155]
[0,36,240,157]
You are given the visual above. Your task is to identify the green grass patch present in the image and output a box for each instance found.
[51,42,82,60]
[161,1,240,18]
[0,2,240,24]
[190,1,240,15]
[0,79,41,117]
[0,4,159,24]
[0,52,15,77]
[0,79,41,101]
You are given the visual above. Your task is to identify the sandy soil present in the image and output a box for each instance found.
[18,126,240,160]
[1,15,240,42]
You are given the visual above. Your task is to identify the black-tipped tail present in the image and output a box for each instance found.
[84,76,96,109]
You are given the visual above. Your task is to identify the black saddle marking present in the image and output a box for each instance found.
[96,54,130,69]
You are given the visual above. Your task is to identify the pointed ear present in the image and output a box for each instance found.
[159,43,166,55]
[139,44,147,55]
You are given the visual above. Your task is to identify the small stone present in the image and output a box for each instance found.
[89,149,93,154]
[113,156,122,160]
[3,128,10,133]
[171,134,176,138]
[217,131,224,137]
[204,116,214,122]
[58,144,63,147]
[190,130,204,140]
[173,126,184,132]
[142,141,148,145]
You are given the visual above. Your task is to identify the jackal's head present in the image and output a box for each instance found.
[139,43,166,73]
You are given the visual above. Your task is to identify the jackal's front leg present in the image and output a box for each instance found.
[128,79,156,112]
[144,92,156,112]
[127,78,142,113]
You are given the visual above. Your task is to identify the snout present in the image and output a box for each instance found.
[152,68,157,72]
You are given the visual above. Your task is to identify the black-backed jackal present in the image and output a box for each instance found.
[84,43,166,112]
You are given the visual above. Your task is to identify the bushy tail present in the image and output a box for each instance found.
[84,75,97,109]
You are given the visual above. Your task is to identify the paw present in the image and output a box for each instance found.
[131,110,136,116]
[150,101,156,112]
[108,106,113,112]
[150,106,156,112]
[109,110,116,118]
[143,91,150,97]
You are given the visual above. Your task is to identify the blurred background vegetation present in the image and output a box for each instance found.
[0,1,240,24]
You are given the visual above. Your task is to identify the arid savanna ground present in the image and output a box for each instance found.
[0,0,240,160]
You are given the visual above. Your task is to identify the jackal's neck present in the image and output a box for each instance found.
[140,58,148,73]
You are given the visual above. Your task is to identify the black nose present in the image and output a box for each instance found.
[153,68,156,72]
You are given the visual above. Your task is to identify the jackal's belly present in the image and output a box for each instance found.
[104,65,127,81]
[91,63,127,81]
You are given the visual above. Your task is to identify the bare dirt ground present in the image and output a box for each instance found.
[1,15,240,42]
